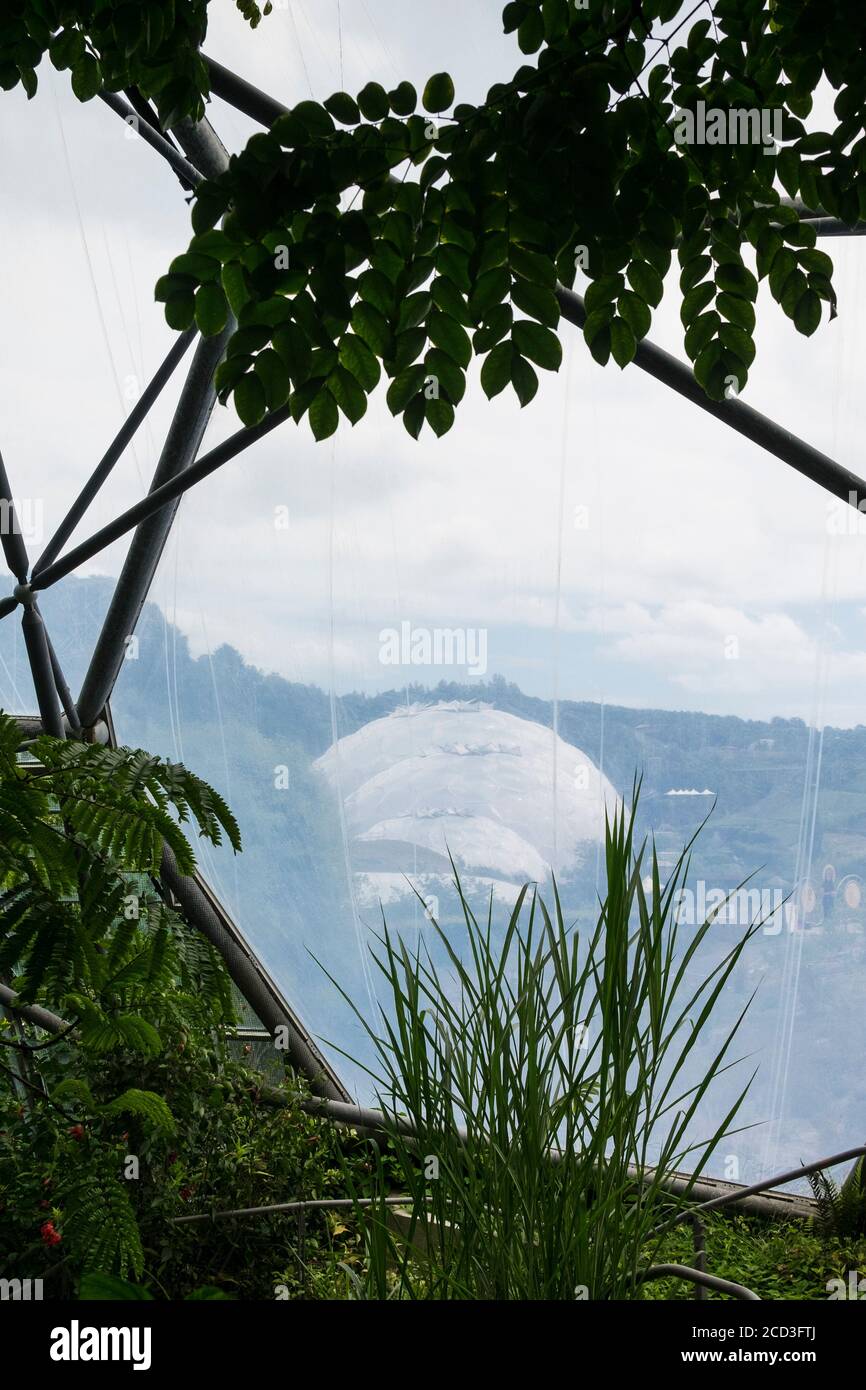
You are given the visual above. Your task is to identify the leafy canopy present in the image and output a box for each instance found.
[3,1,863,436]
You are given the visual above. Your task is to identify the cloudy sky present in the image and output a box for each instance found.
[2,0,866,727]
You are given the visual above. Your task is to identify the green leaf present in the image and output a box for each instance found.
[794,288,822,336]
[586,324,611,367]
[679,255,713,294]
[194,283,228,337]
[716,293,755,332]
[473,303,512,352]
[357,268,396,317]
[328,367,367,424]
[510,245,557,289]
[221,262,250,319]
[309,386,339,440]
[165,296,195,331]
[254,349,290,410]
[436,245,471,292]
[627,260,663,308]
[393,328,427,371]
[431,276,472,325]
[584,274,624,315]
[386,364,428,414]
[292,100,335,137]
[71,54,101,102]
[215,355,251,401]
[480,341,513,399]
[609,316,636,368]
[272,322,312,384]
[234,373,267,426]
[715,263,758,301]
[50,29,86,71]
[510,280,560,328]
[428,311,472,368]
[351,301,394,359]
[357,81,390,121]
[680,282,715,326]
[511,353,538,406]
[718,323,756,367]
[518,9,544,53]
[424,348,466,404]
[425,396,454,437]
[339,333,381,392]
[799,248,834,278]
[617,291,651,341]
[397,292,432,332]
[422,72,455,113]
[502,2,525,34]
[403,393,425,439]
[469,266,510,321]
[512,320,562,371]
[389,81,417,115]
[324,91,360,124]
[684,310,720,360]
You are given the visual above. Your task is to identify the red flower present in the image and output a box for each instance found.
[67,1124,85,1141]
[39,1200,51,1210]
[167,1151,178,1166]
[40,1220,61,1247]
[179,1186,193,1202]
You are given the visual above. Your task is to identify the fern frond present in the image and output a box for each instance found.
[61,1169,144,1279]
[53,1078,96,1111]
[100,1088,175,1132]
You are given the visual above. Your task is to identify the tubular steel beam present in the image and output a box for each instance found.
[33,328,197,578]
[0,983,67,1035]
[636,1264,760,1300]
[31,401,293,594]
[160,841,350,1102]
[20,600,64,737]
[98,92,204,188]
[203,53,290,127]
[556,284,866,506]
[0,449,30,583]
[43,621,81,734]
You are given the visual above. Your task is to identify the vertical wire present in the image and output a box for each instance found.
[327,437,379,1022]
[551,338,575,879]
[758,244,851,1180]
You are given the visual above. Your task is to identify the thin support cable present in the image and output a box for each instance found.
[33,328,196,578]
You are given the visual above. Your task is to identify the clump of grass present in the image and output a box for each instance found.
[334,789,759,1300]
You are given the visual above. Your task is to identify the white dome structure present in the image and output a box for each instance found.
[315,701,619,907]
